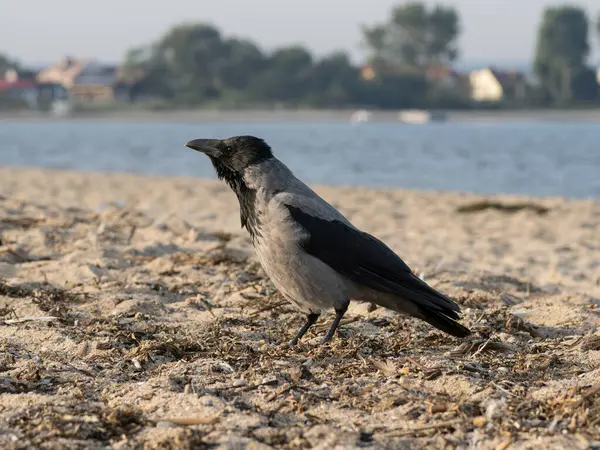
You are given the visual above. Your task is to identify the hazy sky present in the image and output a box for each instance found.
[2,0,599,65]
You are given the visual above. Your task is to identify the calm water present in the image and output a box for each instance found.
[1,120,599,198]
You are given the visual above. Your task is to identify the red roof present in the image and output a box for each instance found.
[0,80,36,91]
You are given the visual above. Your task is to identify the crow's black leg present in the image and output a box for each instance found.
[290,313,320,345]
[321,300,350,344]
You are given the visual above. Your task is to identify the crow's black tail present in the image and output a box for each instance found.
[417,306,472,338]
[389,272,472,338]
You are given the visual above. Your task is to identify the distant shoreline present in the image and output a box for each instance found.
[1,108,600,123]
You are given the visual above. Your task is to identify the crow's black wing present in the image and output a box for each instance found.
[285,204,470,337]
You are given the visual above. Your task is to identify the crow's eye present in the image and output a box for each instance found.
[226,146,232,151]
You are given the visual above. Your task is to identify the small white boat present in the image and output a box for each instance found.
[350,109,372,124]
[398,110,446,124]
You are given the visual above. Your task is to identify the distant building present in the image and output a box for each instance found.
[35,83,69,101]
[0,69,38,107]
[361,63,466,92]
[37,57,131,102]
[36,57,90,88]
[0,68,35,90]
[70,62,125,102]
[469,67,527,102]
[360,65,376,81]
[0,68,70,113]
[426,65,464,91]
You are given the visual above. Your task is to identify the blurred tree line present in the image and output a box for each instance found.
[2,2,600,109]
[123,3,467,108]
[119,3,600,108]
[120,2,464,109]
[534,6,599,104]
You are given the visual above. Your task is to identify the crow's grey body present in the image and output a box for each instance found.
[185,135,471,343]
[244,160,358,313]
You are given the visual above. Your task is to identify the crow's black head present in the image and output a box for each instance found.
[185,135,273,175]
[185,135,272,238]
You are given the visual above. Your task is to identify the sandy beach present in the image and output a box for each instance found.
[1,167,599,449]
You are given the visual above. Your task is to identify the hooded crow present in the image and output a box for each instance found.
[185,135,471,344]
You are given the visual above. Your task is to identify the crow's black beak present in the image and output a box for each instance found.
[185,139,222,157]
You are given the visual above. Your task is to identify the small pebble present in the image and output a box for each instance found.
[497,367,510,374]
[261,376,278,386]
[473,416,487,427]
[233,379,247,387]
[302,357,314,368]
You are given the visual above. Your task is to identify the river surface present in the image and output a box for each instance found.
[1,120,598,198]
